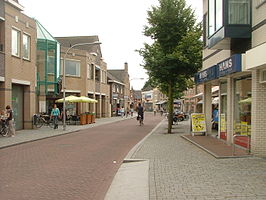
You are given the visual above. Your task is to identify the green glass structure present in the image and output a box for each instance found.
[36,20,60,96]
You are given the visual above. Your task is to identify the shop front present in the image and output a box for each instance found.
[195,54,251,149]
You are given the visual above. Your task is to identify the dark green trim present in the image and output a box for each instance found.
[252,18,266,32]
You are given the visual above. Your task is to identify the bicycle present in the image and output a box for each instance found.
[137,114,143,126]
[34,114,53,128]
[0,119,9,137]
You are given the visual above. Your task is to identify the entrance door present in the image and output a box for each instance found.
[12,84,24,130]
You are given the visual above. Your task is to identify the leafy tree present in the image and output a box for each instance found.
[139,0,202,133]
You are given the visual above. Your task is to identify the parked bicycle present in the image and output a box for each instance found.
[34,114,53,128]
[0,119,9,137]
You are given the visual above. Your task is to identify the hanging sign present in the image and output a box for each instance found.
[191,113,206,134]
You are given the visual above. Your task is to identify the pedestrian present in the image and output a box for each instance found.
[6,105,15,137]
[130,108,134,117]
[160,107,164,116]
[212,106,219,130]
[137,103,144,125]
[50,104,60,129]
[153,107,157,116]
[120,106,125,117]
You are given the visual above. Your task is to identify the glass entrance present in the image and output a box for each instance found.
[12,84,24,130]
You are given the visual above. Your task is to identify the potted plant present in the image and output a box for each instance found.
[91,112,96,123]
[80,113,87,125]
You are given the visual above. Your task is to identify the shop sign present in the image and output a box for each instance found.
[194,65,217,84]
[217,54,242,77]
[112,94,118,98]
[191,113,206,133]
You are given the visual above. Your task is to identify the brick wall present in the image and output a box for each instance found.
[251,69,266,157]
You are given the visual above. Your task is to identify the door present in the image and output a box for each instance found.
[12,84,24,130]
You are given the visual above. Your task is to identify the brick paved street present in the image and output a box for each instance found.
[132,119,266,200]
[0,113,163,200]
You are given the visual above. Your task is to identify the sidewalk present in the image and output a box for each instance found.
[0,115,134,149]
[106,119,266,200]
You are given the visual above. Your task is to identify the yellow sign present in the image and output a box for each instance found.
[191,113,206,133]
[241,121,248,135]
[220,113,226,132]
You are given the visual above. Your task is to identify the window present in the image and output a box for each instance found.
[95,67,101,81]
[48,56,55,74]
[208,0,223,36]
[65,59,80,77]
[87,64,94,79]
[12,29,20,56]
[261,70,266,83]
[228,0,250,24]
[22,34,30,60]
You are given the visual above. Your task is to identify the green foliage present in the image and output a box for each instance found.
[138,0,202,133]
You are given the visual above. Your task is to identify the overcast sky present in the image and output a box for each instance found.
[19,0,202,90]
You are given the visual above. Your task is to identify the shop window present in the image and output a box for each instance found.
[219,82,227,140]
[65,59,80,77]
[12,28,21,57]
[22,34,30,60]
[234,76,251,137]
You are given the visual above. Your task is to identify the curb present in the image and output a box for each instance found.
[0,116,136,150]
[181,135,253,159]
[125,119,165,159]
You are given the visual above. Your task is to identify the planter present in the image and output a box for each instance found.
[86,114,92,124]
[80,114,86,125]
[91,114,96,123]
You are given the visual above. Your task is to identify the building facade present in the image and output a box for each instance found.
[0,0,36,130]
[55,36,110,118]
[196,0,266,156]
[107,63,131,112]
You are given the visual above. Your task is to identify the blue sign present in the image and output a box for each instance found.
[217,54,242,77]
[195,65,217,84]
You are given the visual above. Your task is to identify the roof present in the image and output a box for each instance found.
[107,72,124,85]
[55,36,102,64]
[107,69,125,83]
[35,20,58,42]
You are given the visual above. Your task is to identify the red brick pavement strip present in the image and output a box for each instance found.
[0,113,163,200]
[182,135,252,158]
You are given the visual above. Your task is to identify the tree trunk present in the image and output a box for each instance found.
[167,83,174,133]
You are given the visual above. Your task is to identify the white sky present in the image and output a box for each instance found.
[19,0,202,90]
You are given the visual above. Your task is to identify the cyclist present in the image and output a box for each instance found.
[50,104,60,129]
[137,103,144,125]
[6,105,15,137]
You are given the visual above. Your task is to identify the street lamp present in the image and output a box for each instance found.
[62,41,101,131]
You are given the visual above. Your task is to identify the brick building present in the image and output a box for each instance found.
[0,0,36,130]
[195,0,266,157]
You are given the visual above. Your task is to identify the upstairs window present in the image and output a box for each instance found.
[12,29,20,57]
[65,59,80,77]
[87,64,94,79]
[22,34,30,60]
[228,0,250,24]
[208,0,223,36]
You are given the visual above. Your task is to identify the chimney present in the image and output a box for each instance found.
[124,62,128,72]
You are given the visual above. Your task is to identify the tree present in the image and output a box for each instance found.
[138,0,202,133]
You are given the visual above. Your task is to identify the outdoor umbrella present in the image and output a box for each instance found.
[239,97,252,104]
[55,95,80,103]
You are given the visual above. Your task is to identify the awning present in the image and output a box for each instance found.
[239,97,251,104]
[197,97,219,105]
[155,100,167,105]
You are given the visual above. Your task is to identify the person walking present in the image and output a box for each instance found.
[120,106,125,117]
[50,104,60,129]
[6,105,15,137]
[137,103,144,125]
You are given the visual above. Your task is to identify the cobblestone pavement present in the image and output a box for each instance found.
[0,113,163,200]
[132,119,266,200]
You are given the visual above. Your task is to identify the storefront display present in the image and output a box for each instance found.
[233,76,251,148]
[219,82,227,140]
